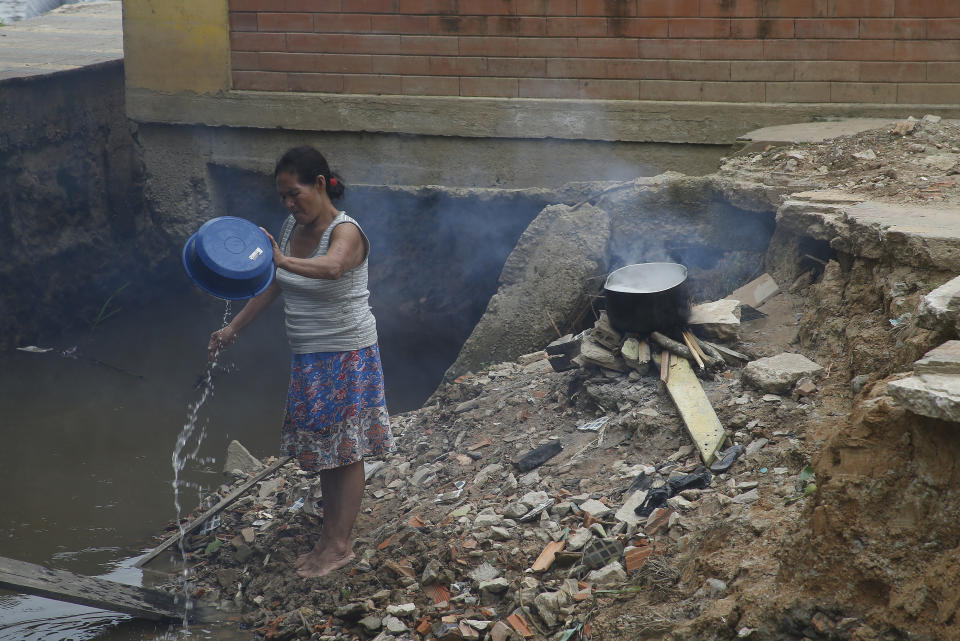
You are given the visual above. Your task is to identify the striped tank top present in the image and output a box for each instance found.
[275,212,378,353]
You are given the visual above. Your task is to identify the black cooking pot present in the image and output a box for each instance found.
[603,263,691,335]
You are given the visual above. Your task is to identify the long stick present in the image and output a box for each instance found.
[684,331,722,369]
[681,332,705,369]
[135,456,293,568]
[650,331,695,363]
[545,308,562,338]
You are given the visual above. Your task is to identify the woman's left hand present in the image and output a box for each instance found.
[261,227,284,269]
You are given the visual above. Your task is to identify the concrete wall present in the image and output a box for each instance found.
[227,1,960,105]
[0,61,158,349]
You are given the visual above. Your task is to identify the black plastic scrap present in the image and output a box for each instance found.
[709,444,745,473]
[634,466,712,518]
[514,441,563,472]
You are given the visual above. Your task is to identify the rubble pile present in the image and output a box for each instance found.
[722,116,960,206]
[148,285,845,641]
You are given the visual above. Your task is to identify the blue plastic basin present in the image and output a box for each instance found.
[182,217,274,300]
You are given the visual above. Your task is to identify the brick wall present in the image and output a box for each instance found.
[228,1,960,104]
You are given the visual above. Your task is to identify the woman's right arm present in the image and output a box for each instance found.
[207,280,281,360]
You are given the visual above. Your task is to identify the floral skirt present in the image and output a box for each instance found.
[281,344,394,472]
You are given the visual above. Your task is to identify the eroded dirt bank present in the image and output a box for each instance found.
[146,117,960,641]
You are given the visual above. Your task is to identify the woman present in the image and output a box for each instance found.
[208,146,393,579]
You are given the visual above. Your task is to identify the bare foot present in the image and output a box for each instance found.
[295,540,326,570]
[296,546,355,579]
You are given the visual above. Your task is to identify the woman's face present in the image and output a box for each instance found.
[276,171,325,224]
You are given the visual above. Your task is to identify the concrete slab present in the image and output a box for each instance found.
[888,374,960,423]
[743,352,824,394]
[918,276,960,333]
[729,274,780,309]
[737,119,898,147]
[688,299,741,341]
[914,341,960,377]
[0,1,121,81]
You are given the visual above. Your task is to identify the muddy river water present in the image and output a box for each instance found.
[0,288,439,640]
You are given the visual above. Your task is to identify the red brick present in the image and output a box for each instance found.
[926,62,960,82]
[859,61,925,82]
[460,76,519,96]
[576,37,638,58]
[287,72,344,92]
[829,39,894,60]
[370,14,430,33]
[763,39,832,59]
[486,56,547,76]
[460,36,520,56]
[315,54,374,73]
[229,12,258,32]
[580,78,640,99]
[606,17,668,37]
[667,60,730,80]
[258,51,319,72]
[258,13,313,32]
[342,73,403,94]
[762,0,817,17]
[231,32,287,52]
[895,40,960,61]
[859,18,925,39]
[795,18,859,38]
[794,60,860,80]
[898,83,960,104]
[428,55,487,75]
[701,80,764,101]
[341,0,399,12]
[765,81,830,101]
[372,54,431,74]
[730,60,795,80]
[668,18,730,38]
[731,18,795,38]
[609,58,669,78]
[314,14,372,33]
[488,16,547,35]
[831,81,898,102]
[430,15,487,35]
[461,0,516,15]
[700,0,762,17]
[285,0,340,10]
[640,79,702,100]
[342,34,402,53]
[396,0,455,13]
[546,17,608,36]
[637,38,700,58]
[700,39,764,59]
[232,70,288,90]
[515,0,578,15]
[517,36,577,56]
[637,0,698,17]
[895,0,960,18]
[813,0,893,17]
[519,77,581,97]
[230,51,259,70]
[927,18,960,39]
[402,75,460,95]
[577,0,637,16]
[546,57,608,77]
[399,35,460,55]
[286,33,344,52]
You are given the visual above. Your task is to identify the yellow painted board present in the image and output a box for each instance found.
[665,357,725,466]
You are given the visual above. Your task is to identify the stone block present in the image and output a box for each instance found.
[743,352,824,394]
[223,440,263,475]
[888,374,960,423]
[729,273,779,308]
[688,299,742,340]
[914,341,960,377]
[918,277,960,332]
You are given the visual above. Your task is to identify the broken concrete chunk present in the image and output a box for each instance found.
[729,273,780,309]
[614,490,647,527]
[469,562,501,583]
[546,333,580,356]
[517,350,548,366]
[743,352,824,394]
[478,577,510,594]
[888,374,960,423]
[223,440,263,475]
[688,299,742,341]
[565,527,593,551]
[918,277,960,332]
[914,341,960,377]
[732,488,759,504]
[592,311,623,352]
[578,498,612,519]
[585,561,627,587]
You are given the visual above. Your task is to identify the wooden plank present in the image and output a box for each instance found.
[136,456,292,568]
[664,357,725,466]
[0,556,217,623]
